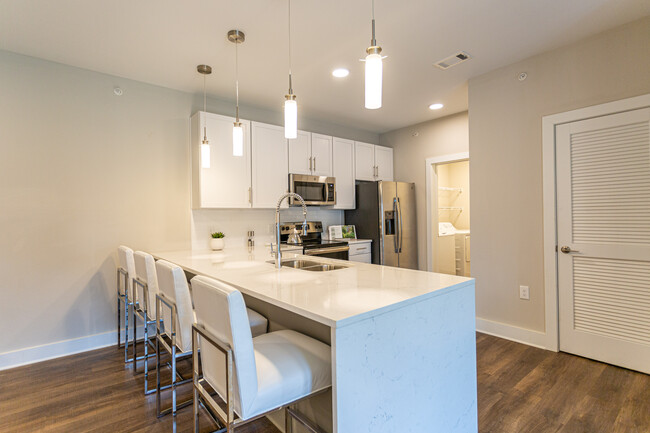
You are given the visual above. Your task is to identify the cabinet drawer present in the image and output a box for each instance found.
[349,242,371,256]
[349,253,371,263]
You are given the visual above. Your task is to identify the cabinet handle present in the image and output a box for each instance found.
[248,187,252,204]
[314,157,316,172]
[309,156,312,171]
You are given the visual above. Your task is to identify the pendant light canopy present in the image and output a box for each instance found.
[228,30,245,157]
[365,0,383,110]
[284,0,297,139]
[197,64,212,168]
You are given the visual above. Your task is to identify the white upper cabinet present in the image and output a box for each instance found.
[374,145,394,181]
[310,133,333,177]
[331,137,355,209]
[354,142,376,181]
[191,111,251,209]
[289,131,333,176]
[251,122,289,208]
[355,142,393,181]
[288,130,312,175]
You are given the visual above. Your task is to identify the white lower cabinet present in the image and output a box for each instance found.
[251,122,289,208]
[191,111,252,209]
[331,137,355,209]
[348,240,372,263]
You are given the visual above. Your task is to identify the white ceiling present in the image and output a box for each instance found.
[1,0,648,133]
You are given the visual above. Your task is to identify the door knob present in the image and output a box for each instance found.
[560,246,580,254]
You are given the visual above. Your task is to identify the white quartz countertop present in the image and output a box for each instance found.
[152,246,473,328]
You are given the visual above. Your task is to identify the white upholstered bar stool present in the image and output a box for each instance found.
[190,275,332,433]
[155,259,195,418]
[132,250,161,394]
[117,245,136,363]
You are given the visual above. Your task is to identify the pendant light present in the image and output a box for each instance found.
[197,64,212,168]
[365,0,383,109]
[228,30,245,157]
[284,0,297,139]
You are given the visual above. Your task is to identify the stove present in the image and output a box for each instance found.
[279,221,349,260]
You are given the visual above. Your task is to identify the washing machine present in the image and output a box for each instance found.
[454,230,471,277]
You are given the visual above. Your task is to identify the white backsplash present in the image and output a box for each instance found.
[191,207,344,250]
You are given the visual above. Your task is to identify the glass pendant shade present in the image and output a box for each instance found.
[284,97,297,139]
[233,123,244,157]
[365,52,383,109]
[201,138,211,169]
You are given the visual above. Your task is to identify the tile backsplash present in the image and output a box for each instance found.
[191,207,344,250]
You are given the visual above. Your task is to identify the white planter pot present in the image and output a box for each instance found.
[210,238,225,251]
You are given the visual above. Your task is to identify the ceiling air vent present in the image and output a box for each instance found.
[434,51,471,70]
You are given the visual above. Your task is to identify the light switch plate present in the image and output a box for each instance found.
[519,285,530,300]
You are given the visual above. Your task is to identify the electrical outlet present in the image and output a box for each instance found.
[519,285,530,300]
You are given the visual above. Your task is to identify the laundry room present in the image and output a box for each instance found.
[434,159,470,276]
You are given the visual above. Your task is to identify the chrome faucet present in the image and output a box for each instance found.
[275,192,308,269]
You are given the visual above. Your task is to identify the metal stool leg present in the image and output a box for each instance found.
[124,300,130,363]
[285,405,293,433]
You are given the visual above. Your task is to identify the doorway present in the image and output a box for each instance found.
[425,153,470,275]
[542,94,650,373]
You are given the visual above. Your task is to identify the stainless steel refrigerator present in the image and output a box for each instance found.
[345,181,418,269]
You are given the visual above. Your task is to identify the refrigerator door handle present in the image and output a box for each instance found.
[393,197,399,253]
[397,197,403,253]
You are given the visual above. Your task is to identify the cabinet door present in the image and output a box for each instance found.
[311,133,333,176]
[251,122,289,208]
[331,137,355,209]
[193,112,251,208]
[354,141,376,181]
[375,145,394,181]
[288,130,312,175]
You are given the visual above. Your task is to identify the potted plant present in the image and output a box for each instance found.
[210,231,225,251]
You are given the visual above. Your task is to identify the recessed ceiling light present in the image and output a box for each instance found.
[332,68,350,78]
[429,103,444,110]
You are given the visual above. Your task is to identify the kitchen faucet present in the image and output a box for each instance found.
[275,192,308,269]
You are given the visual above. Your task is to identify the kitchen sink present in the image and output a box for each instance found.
[267,259,348,272]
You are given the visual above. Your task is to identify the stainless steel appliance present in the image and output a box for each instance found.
[289,174,336,206]
[279,221,349,260]
[344,181,418,269]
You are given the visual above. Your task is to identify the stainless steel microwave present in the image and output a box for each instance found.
[289,174,336,206]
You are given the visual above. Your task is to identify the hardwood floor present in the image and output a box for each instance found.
[1,334,648,432]
[476,333,650,433]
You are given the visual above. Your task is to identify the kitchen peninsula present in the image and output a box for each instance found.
[153,246,478,433]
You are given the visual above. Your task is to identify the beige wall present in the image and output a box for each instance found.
[437,161,470,231]
[380,112,469,270]
[0,50,377,364]
[469,17,650,333]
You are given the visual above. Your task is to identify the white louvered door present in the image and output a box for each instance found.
[557,107,650,374]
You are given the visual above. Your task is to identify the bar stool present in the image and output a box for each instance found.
[132,251,160,394]
[155,259,195,418]
[190,275,332,433]
[117,245,136,363]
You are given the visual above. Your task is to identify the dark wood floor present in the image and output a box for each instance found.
[1,333,648,432]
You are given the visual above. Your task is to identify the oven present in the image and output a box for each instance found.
[303,244,349,260]
[280,221,349,260]
[289,174,336,206]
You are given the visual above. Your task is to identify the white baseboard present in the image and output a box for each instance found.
[476,317,550,350]
[0,331,116,371]
[0,323,152,371]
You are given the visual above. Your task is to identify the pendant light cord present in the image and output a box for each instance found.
[202,73,208,142]
[203,74,207,112]
[287,0,293,94]
[235,39,240,122]
[371,0,376,46]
